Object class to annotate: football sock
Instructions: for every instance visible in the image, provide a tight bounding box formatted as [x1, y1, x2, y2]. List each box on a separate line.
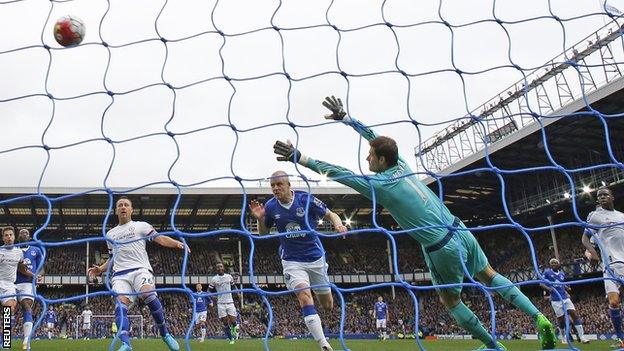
[490, 274, 539, 318]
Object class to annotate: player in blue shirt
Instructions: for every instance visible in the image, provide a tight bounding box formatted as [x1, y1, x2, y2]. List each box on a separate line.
[373, 296, 389, 340]
[45, 306, 57, 339]
[15, 229, 43, 350]
[272, 96, 558, 350]
[250, 171, 347, 351]
[540, 258, 589, 344]
[194, 283, 211, 342]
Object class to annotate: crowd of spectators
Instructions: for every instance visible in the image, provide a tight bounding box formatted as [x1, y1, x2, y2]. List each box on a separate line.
[9, 283, 615, 339]
[13, 223, 607, 340]
[38, 229, 586, 277]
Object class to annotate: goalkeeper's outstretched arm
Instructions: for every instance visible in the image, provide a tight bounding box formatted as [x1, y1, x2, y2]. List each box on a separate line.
[323, 95, 378, 141]
[273, 140, 373, 198]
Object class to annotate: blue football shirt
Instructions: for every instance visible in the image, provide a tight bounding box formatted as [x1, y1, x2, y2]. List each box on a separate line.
[264, 190, 327, 262]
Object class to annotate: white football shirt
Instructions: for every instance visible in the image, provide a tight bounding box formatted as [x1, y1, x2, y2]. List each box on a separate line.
[106, 221, 155, 273]
[81, 309, 92, 323]
[587, 207, 624, 265]
[0, 246, 23, 284]
[209, 273, 234, 304]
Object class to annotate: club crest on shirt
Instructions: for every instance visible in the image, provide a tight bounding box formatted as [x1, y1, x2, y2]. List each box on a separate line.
[296, 207, 305, 217]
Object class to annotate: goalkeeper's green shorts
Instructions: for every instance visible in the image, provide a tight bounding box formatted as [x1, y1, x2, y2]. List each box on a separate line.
[422, 218, 489, 294]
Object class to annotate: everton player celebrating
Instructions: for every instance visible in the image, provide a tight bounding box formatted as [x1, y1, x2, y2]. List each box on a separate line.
[249, 171, 347, 351]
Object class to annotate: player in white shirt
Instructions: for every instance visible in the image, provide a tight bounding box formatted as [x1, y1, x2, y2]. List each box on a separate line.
[209, 263, 238, 344]
[0, 226, 34, 351]
[582, 186, 624, 348]
[81, 306, 93, 339]
[88, 197, 187, 351]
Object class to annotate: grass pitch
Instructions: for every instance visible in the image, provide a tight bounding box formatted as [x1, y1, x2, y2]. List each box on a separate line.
[9, 338, 615, 351]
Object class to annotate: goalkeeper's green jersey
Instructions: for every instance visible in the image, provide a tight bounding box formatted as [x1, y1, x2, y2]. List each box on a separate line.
[301, 117, 455, 247]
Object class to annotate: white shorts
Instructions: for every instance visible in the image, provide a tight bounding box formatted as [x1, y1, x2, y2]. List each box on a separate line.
[111, 268, 155, 302]
[195, 311, 207, 323]
[282, 257, 331, 294]
[15, 282, 35, 302]
[376, 319, 387, 329]
[217, 303, 237, 319]
[604, 263, 624, 295]
[551, 298, 576, 318]
[82, 322, 91, 330]
[0, 282, 17, 304]
[47, 322, 55, 329]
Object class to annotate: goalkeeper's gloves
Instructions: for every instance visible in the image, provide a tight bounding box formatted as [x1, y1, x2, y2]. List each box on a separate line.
[273, 140, 302, 163]
[322, 95, 347, 120]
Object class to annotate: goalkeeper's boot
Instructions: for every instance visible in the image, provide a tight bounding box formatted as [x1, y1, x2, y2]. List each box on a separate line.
[474, 341, 507, 350]
[117, 342, 133, 351]
[536, 313, 557, 350]
[162, 333, 180, 351]
[321, 345, 334, 351]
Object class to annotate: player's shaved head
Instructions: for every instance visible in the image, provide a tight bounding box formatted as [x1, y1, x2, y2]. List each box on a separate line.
[19, 228, 30, 242]
[115, 196, 134, 224]
[597, 186, 614, 210]
[270, 170, 293, 204]
[270, 170, 290, 184]
[116, 196, 133, 207]
[216, 262, 225, 275]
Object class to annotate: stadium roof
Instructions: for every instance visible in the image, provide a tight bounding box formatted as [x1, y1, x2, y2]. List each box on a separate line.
[424, 76, 624, 225]
[2, 77, 623, 232]
[0, 184, 390, 233]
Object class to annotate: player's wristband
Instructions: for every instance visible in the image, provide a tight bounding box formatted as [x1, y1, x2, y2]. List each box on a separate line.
[298, 154, 310, 166]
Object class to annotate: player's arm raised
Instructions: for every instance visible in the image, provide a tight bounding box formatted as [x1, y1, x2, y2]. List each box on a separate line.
[273, 140, 373, 198]
[323, 209, 347, 233]
[323, 95, 378, 141]
[153, 235, 190, 252]
[249, 200, 270, 235]
[323, 95, 411, 167]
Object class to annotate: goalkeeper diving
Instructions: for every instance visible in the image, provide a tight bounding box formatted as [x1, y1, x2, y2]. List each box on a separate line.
[272, 96, 557, 350]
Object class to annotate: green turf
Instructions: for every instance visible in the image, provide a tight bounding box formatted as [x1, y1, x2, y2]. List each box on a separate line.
[8, 338, 615, 351]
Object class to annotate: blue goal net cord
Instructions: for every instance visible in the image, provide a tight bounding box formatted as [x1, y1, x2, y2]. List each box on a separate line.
[1, 1, 624, 350]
